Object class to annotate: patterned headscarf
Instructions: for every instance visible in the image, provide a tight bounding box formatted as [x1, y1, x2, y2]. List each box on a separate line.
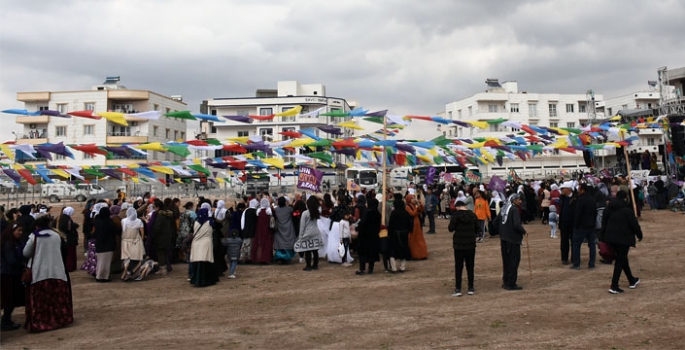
[501, 193, 521, 224]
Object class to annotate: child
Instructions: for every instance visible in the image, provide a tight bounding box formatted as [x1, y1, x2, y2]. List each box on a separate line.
[548, 205, 558, 238]
[340, 211, 352, 267]
[222, 229, 243, 279]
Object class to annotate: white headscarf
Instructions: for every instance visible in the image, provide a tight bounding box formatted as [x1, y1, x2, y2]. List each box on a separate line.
[63, 207, 74, 217]
[201, 202, 212, 217]
[249, 199, 259, 209]
[456, 191, 466, 203]
[91, 202, 108, 218]
[257, 198, 272, 216]
[121, 202, 131, 211]
[121, 207, 141, 232]
[215, 200, 227, 221]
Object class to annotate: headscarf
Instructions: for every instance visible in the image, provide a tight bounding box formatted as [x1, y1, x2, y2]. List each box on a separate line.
[97, 206, 111, 220]
[63, 207, 74, 217]
[91, 202, 108, 218]
[501, 193, 520, 224]
[200, 202, 212, 217]
[215, 200, 227, 221]
[196, 208, 213, 226]
[405, 193, 414, 206]
[456, 191, 467, 203]
[121, 202, 131, 211]
[550, 184, 559, 191]
[257, 198, 272, 216]
[110, 205, 121, 218]
[249, 199, 259, 209]
[490, 191, 502, 204]
[122, 207, 140, 231]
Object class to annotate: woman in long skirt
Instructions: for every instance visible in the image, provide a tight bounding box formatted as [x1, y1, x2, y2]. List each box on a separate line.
[58, 207, 79, 272]
[120, 207, 146, 281]
[250, 199, 274, 264]
[273, 197, 297, 263]
[81, 202, 107, 276]
[23, 216, 73, 332]
[1, 224, 26, 331]
[189, 208, 218, 287]
[406, 194, 428, 260]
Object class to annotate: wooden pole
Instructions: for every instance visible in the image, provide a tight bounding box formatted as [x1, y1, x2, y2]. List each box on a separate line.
[621, 132, 638, 217]
[381, 114, 388, 225]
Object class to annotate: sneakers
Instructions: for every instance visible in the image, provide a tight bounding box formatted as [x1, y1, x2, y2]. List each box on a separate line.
[227, 274, 236, 279]
[569, 265, 581, 270]
[355, 270, 366, 275]
[629, 278, 641, 289]
[452, 289, 462, 297]
[609, 287, 625, 294]
[467, 288, 475, 295]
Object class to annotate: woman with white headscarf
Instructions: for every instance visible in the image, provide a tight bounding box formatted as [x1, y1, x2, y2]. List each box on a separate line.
[120, 207, 145, 281]
[58, 207, 79, 272]
[250, 198, 274, 264]
[80, 202, 108, 276]
[487, 191, 503, 237]
[240, 199, 259, 263]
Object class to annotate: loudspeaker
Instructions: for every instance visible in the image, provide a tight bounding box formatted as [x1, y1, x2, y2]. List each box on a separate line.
[583, 150, 593, 167]
[670, 114, 685, 157]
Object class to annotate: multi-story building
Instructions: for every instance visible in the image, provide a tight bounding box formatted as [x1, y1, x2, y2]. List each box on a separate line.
[14, 77, 188, 166]
[443, 79, 605, 178]
[202, 81, 356, 159]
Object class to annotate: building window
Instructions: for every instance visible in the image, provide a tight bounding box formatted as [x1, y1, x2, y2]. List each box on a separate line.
[622, 104, 628, 110]
[281, 107, 296, 122]
[180, 132, 185, 140]
[488, 104, 498, 113]
[448, 111, 453, 119]
[608, 108, 613, 116]
[57, 104, 68, 113]
[458, 109, 462, 119]
[579, 104, 586, 113]
[550, 122, 559, 128]
[111, 125, 130, 136]
[84, 102, 95, 111]
[153, 104, 159, 111]
[259, 108, 273, 116]
[174, 130, 178, 140]
[489, 124, 499, 132]
[153, 126, 158, 137]
[38, 105, 49, 111]
[237, 110, 249, 116]
[210, 109, 217, 116]
[55, 154, 65, 160]
[566, 122, 576, 128]
[549, 103, 557, 117]
[281, 128, 295, 140]
[84, 153, 94, 159]
[647, 138, 655, 146]
[510, 103, 519, 113]
[165, 129, 170, 139]
[237, 130, 249, 137]
[55, 126, 67, 137]
[84, 125, 94, 135]
[468, 106, 472, 116]
[259, 128, 273, 141]
[528, 103, 537, 117]
[566, 104, 574, 113]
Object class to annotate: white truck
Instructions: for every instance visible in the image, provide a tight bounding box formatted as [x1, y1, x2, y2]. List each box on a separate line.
[41, 183, 87, 203]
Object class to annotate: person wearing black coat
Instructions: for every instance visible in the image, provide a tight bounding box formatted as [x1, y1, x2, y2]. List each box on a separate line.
[16, 205, 35, 245]
[497, 193, 526, 290]
[602, 191, 643, 294]
[356, 198, 381, 275]
[448, 201, 479, 296]
[94, 207, 117, 282]
[387, 198, 412, 273]
[571, 183, 597, 270]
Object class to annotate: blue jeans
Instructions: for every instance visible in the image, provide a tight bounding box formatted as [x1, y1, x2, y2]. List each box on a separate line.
[572, 228, 596, 268]
[427, 210, 436, 233]
[229, 260, 238, 276]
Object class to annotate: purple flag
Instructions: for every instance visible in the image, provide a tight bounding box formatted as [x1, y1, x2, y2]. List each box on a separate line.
[297, 166, 324, 192]
[425, 166, 437, 185]
[487, 175, 506, 193]
[3, 169, 22, 186]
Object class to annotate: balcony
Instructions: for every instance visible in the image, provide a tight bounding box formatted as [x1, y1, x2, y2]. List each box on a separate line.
[107, 90, 149, 100]
[473, 109, 509, 120]
[16, 115, 50, 124]
[16, 138, 48, 145]
[106, 158, 148, 166]
[106, 132, 148, 144]
[17, 92, 50, 102]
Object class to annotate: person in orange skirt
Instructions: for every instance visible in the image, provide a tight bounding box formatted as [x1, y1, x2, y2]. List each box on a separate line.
[405, 194, 428, 260]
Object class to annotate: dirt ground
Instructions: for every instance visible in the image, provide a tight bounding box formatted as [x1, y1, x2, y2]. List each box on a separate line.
[1, 202, 684, 350]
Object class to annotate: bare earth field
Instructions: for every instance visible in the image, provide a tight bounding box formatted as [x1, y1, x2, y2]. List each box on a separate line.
[2, 204, 684, 350]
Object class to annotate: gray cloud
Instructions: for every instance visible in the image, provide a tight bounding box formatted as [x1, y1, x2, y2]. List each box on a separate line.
[1, 0, 683, 143]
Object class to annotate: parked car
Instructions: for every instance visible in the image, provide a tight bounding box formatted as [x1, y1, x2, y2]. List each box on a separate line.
[41, 183, 87, 203]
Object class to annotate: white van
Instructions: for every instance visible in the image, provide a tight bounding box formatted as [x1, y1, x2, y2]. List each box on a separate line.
[75, 183, 107, 197]
[41, 183, 87, 203]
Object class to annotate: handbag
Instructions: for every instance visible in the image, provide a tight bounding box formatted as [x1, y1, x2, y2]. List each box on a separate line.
[337, 241, 346, 258]
[22, 234, 38, 284]
[269, 215, 277, 229]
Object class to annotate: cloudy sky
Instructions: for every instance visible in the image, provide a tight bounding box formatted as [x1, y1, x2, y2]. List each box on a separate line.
[1, 0, 683, 142]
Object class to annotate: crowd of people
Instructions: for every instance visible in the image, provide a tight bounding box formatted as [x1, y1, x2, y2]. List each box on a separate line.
[0, 173, 682, 333]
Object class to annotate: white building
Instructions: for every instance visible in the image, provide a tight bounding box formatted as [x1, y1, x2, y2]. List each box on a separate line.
[14, 77, 188, 166]
[443, 79, 605, 178]
[202, 81, 356, 159]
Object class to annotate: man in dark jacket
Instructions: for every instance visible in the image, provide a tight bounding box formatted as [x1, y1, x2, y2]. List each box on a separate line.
[558, 182, 575, 265]
[571, 183, 597, 270]
[498, 193, 526, 290]
[16, 205, 35, 245]
[602, 191, 642, 294]
[448, 201, 479, 296]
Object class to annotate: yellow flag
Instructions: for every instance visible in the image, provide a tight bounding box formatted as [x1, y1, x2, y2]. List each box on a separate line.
[467, 142, 485, 149]
[262, 157, 285, 169]
[226, 137, 250, 144]
[98, 112, 128, 126]
[0, 144, 14, 162]
[275, 105, 302, 117]
[337, 121, 364, 130]
[288, 138, 315, 148]
[148, 166, 174, 175]
[467, 121, 489, 129]
[131, 177, 139, 184]
[215, 178, 225, 183]
[49, 168, 70, 178]
[136, 142, 167, 151]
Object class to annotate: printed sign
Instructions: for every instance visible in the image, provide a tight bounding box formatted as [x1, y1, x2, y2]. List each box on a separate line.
[464, 170, 482, 184]
[297, 166, 324, 192]
[347, 179, 360, 191]
[425, 166, 437, 184]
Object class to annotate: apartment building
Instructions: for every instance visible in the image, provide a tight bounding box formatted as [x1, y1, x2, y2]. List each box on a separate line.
[443, 79, 605, 178]
[14, 77, 188, 166]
